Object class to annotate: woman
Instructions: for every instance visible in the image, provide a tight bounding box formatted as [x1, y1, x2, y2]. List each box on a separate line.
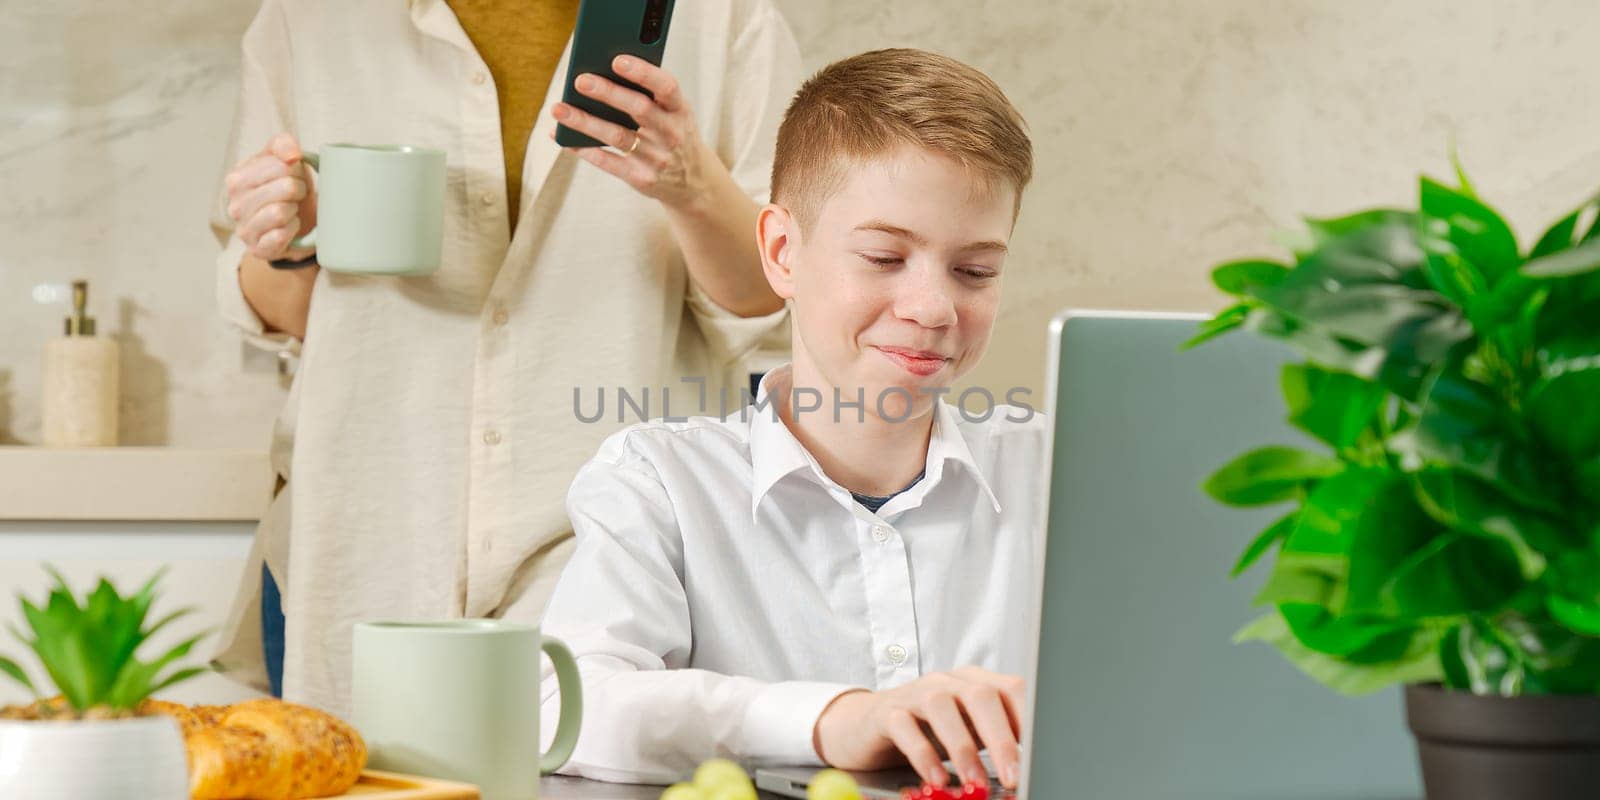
[208, 0, 802, 716]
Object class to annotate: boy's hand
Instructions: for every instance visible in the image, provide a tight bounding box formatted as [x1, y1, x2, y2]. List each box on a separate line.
[812, 667, 1025, 791]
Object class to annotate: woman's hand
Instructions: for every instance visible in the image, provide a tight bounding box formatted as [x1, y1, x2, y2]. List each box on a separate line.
[550, 55, 721, 213]
[226, 132, 318, 262]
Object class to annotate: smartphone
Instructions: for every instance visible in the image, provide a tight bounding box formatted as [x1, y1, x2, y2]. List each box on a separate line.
[554, 0, 677, 148]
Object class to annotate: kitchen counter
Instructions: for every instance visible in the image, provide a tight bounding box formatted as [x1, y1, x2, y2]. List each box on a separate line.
[0, 446, 271, 521]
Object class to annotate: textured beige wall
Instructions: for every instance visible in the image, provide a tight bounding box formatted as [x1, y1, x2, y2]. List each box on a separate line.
[3, 1, 1599, 445]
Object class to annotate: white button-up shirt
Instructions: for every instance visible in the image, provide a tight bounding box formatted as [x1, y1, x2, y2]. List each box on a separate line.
[540, 366, 1049, 784]
[207, 0, 802, 716]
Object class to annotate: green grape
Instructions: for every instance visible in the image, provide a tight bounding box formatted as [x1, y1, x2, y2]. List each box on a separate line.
[660, 782, 708, 800]
[694, 759, 753, 790]
[706, 783, 759, 800]
[806, 769, 862, 800]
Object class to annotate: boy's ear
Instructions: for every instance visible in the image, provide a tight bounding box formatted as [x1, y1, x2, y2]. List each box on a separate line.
[757, 203, 798, 301]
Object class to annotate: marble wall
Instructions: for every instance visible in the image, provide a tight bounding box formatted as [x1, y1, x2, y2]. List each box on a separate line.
[3, 0, 1599, 446]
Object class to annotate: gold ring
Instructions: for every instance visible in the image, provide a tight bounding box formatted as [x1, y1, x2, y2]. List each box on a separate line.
[625, 133, 641, 155]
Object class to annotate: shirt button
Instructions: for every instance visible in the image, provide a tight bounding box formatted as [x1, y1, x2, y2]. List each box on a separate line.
[482, 429, 502, 446]
[480, 192, 495, 207]
[886, 644, 909, 666]
[471, 71, 487, 86]
[871, 525, 891, 543]
[491, 308, 509, 327]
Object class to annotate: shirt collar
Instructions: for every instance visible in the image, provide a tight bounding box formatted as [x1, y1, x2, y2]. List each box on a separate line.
[748, 366, 821, 522]
[748, 365, 1004, 521]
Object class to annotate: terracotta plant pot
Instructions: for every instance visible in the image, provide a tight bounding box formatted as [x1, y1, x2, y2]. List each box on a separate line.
[0, 715, 188, 799]
[1405, 684, 1600, 800]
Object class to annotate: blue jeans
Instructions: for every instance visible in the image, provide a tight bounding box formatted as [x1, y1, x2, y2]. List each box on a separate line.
[260, 563, 286, 698]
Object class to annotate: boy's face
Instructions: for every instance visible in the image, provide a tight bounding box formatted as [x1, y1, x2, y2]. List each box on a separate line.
[762, 146, 1017, 422]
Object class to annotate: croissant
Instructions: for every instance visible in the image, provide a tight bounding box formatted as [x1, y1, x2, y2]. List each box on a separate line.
[219, 699, 366, 799]
[142, 697, 366, 800]
[184, 723, 293, 800]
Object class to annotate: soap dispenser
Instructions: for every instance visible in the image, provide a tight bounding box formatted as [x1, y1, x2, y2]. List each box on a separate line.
[41, 280, 120, 447]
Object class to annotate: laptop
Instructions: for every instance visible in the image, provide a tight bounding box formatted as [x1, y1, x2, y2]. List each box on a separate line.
[757, 310, 1421, 799]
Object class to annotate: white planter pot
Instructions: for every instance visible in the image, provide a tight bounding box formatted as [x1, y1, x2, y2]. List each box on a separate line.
[0, 715, 188, 799]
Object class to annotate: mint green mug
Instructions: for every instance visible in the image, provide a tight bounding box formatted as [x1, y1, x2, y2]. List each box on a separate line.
[351, 621, 583, 800]
[290, 143, 445, 275]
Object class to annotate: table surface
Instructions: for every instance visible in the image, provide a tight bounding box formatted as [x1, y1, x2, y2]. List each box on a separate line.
[539, 775, 784, 799]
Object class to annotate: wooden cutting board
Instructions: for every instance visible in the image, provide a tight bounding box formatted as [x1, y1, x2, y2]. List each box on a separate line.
[335, 769, 480, 799]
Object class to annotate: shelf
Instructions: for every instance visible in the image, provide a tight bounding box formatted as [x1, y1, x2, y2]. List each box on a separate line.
[0, 447, 271, 521]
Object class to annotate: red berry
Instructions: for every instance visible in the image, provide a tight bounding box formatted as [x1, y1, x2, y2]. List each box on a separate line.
[919, 786, 954, 800]
[901, 790, 922, 800]
[960, 782, 989, 800]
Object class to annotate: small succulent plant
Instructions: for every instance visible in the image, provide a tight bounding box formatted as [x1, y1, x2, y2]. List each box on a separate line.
[0, 567, 208, 719]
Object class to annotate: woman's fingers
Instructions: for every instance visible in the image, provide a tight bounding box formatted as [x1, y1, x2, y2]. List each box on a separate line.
[610, 55, 686, 112]
[572, 72, 667, 131]
[234, 174, 308, 230]
[552, 102, 661, 160]
[884, 708, 948, 788]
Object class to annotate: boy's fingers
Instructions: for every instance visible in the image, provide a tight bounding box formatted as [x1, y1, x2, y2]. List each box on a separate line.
[958, 687, 1022, 788]
[956, 668, 1027, 736]
[885, 709, 947, 788]
[924, 694, 985, 787]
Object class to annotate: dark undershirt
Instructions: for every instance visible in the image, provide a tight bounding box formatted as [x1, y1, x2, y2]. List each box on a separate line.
[851, 469, 927, 513]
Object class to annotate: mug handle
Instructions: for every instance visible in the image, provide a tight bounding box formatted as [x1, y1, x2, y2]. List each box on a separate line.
[540, 635, 583, 775]
[286, 151, 320, 251]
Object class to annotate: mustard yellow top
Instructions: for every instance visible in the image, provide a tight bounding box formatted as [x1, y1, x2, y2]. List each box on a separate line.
[448, 0, 580, 233]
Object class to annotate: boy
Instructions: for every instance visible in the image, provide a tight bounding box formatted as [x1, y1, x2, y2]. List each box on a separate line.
[541, 48, 1042, 790]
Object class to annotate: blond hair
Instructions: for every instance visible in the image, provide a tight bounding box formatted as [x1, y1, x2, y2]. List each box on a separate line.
[771, 48, 1033, 230]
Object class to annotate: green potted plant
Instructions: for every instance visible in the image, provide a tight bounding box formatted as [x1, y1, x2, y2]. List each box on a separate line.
[1195, 160, 1600, 800]
[0, 568, 207, 799]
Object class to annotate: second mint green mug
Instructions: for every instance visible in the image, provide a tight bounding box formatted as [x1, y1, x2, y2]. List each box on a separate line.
[291, 143, 445, 275]
[351, 620, 583, 800]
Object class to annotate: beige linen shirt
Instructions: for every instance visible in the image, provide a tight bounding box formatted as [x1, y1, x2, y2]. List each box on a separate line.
[208, 0, 802, 717]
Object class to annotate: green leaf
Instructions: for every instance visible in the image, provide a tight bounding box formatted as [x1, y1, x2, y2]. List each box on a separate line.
[1522, 238, 1600, 279]
[1449, 146, 1478, 199]
[1253, 551, 1346, 608]
[1283, 468, 1388, 556]
[149, 667, 208, 696]
[1204, 446, 1345, 507]
[0, 654, 36, 697]
[1404, 372, 1557, 509]
[1236, 610, 1443, 695]
[1443, 614, 1600, 695]
[1384, 533, 1525, 619]
[1338, 477, 1522, 621]
[1285, 209, 1416, 260]
[1420, 176, 1521, 285]
[1281, 604, 1408, 657]
[1527, 333, 1600, 460]
[1231, 511, 1299, 577]
[1410, 468, 1569, 566]
[1547, 551, 1600, 637]
[1280, 363, 1386, 450]
[1212, 260, 1290, 296]
[1529, 193, 1598, 258]
[1182, 303, 1250, 349]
